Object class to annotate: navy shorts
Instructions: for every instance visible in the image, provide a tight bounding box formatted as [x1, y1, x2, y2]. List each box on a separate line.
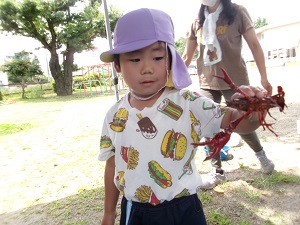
[120, 194, 207, 225]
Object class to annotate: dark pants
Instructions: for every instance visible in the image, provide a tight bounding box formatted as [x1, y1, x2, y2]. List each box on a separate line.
[120, 194, 207, 225]
[200, 88, 263, 169]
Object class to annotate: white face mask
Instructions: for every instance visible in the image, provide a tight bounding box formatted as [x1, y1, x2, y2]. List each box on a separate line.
[202, 0, 218, 7]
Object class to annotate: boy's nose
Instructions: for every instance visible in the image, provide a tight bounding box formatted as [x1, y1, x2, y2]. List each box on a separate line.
[141, 61, 154, 75]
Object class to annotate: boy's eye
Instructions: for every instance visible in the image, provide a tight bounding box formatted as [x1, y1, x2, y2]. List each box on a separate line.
[154, 56, 164, 61]
[129, 58, 140, 62]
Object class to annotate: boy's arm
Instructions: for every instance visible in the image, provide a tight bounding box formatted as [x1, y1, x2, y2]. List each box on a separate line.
[221, 107, 261, 134]
[221, 85, 267, 134]
[101, 156, 120, 225]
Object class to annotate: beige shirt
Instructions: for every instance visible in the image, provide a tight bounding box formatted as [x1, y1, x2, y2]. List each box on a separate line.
[188, 4, 253, 90]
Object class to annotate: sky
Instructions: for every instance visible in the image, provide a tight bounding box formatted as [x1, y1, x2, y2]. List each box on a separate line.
[105, 0, 300, 39]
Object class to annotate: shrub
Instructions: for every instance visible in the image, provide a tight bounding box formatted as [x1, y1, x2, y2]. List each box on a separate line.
[42, 83, 54, 91]
[27, 86, 44, 98]
[51, 80, 57, 93]
[1, 86, 23, 99]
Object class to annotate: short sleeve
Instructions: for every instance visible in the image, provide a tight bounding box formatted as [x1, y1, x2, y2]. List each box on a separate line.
[98, 113, 115, 161]
[182, 90, 224, 139]
[238, 5, 253, 34]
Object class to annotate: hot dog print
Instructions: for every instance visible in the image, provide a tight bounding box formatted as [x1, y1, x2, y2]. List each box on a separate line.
[148, 160, 172, 189]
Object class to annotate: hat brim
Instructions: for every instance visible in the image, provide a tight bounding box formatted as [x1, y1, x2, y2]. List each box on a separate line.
[100, 40, 157, 62]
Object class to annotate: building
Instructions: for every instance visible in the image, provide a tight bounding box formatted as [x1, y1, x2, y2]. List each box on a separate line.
[244, 20, 300, 67]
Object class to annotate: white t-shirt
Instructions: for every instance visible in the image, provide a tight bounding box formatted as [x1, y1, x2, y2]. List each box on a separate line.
[99, 88, 223, 205]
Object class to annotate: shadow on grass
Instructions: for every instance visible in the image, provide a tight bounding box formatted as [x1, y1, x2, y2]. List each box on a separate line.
[201, 167, 300, 225]
[1, 169, 299, 225]
[0, 187, 108, 225]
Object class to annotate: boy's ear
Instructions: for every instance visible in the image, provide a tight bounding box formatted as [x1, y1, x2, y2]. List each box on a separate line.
[114, 63, 121, 73]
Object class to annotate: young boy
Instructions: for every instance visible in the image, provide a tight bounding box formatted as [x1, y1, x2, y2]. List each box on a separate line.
[98, 8, 268, 225]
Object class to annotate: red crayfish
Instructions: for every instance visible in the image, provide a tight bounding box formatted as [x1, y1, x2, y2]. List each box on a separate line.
[193, 67, 287, 161]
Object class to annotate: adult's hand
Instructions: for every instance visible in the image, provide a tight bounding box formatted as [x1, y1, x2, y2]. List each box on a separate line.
[261, 79, 273, 96]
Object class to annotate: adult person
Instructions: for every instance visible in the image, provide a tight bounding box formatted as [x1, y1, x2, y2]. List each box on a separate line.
[98, 8, 269, 225]
[182, 0, 275, 190]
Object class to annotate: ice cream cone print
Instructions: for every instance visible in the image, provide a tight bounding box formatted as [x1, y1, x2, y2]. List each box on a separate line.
[136, 114, 158, 139]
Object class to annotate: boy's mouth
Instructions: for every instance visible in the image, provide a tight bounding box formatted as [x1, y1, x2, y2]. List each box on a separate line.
[141, 80, 155, 86]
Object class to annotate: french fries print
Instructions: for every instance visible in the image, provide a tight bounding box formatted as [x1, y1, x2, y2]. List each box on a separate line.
[134, 185, 160, 206]
[121, 146, 139, 170]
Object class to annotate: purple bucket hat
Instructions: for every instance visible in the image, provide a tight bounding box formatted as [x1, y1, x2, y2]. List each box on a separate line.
[100, 8, 192, 89]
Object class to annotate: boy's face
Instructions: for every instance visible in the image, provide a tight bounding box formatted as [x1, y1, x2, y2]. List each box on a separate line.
[116, 42, 168, 99]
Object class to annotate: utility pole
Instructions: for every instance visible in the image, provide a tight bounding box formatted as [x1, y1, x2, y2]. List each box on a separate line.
[103, 0, 119, 101]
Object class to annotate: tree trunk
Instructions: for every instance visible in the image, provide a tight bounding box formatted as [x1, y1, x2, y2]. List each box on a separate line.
[49, 50, 73, 96]
[21, 79, 26, 99]
[63, 49, 75, 95]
